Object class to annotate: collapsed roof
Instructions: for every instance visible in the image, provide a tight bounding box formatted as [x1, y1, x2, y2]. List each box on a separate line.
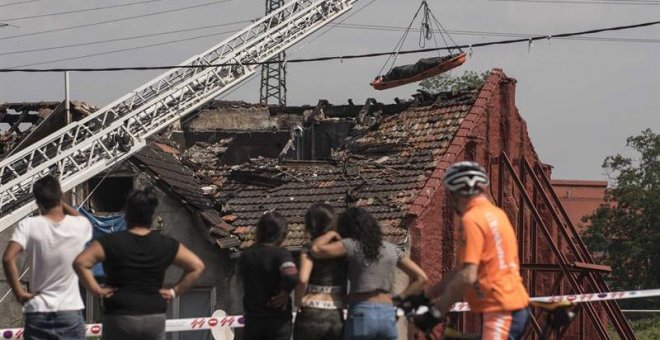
[131, 70, 501, 253]
[0, 70, 501, 253]
[0, 101, 97, 158]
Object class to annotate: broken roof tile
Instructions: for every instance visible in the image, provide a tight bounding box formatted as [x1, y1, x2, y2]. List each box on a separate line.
[132, 85, 482, 251]
[209, 89, 479, 248]
[132, 144, 212, 211]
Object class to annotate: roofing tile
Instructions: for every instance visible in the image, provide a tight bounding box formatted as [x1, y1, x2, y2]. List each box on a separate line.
[209, 90, 479, 248]
[132, 143, 213, 211]
[134, 88, 480, 251]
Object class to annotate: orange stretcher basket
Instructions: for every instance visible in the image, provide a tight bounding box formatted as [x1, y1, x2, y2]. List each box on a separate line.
[370, 53, 467, 91]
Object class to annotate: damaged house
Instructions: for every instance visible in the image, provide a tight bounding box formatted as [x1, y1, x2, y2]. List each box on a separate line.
[120, 68, 623, 338]
[0, 69, 629, 339]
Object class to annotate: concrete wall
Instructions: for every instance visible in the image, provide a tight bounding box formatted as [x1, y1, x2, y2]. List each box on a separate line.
[185, 105, 279, 132]
[151, 184, 243, 317]
[184, 104, 305, 132]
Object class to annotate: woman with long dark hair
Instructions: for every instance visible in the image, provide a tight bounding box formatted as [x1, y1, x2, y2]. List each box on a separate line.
[311, 207, 428, 340]
[74, 187, 205, 340]
[293, 203, 346, 340]
[239, 211, 299, 340]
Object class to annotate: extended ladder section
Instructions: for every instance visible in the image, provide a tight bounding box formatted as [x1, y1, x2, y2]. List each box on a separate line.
[0, 0, 357, 231]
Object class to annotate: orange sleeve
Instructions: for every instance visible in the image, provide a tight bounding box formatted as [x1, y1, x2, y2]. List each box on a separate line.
[461, 216, 484, 265]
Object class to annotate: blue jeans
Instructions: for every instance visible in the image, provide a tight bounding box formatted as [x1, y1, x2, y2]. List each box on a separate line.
[24, 310, 85, 340]
[508, 308, 530, 340]
[344, 302, 397, 340]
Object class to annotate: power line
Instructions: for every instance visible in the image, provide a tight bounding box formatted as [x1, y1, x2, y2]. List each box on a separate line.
[0, 0, 232, 42]
[292, 0, 378, 54]
[0, 0, 177, 22]
[2, 6, 653, 60]
[0, 21, 19, 28]
[1, 19, 658, 72]
[1, 0, 376, 65]
[451, 29, 660, 43]
[7, 28, 241, 68]
[0, 0, 41, 8]
[490, 0, 660, 5]
[220, 72, 259, 99]
[0, 20, 253, 57]
[335, 23, 660, 43]
[0, 0, 375, 59]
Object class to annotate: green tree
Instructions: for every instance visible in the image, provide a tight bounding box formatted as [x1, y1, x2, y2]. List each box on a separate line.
[419, 70, 488, 94]
[583, 129, 660, 291]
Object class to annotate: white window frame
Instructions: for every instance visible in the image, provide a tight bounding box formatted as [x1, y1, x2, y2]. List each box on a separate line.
[168, 287, 216, 340]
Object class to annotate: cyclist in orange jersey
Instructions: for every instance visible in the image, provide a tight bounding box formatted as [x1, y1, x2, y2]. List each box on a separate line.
[427, 161, 530, 340]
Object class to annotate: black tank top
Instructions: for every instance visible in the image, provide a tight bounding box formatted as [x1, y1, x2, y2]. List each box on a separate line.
[305, 243, 347, 290]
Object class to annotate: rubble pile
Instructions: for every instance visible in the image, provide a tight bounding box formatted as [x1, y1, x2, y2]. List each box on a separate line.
[70, 101, 98, 118]
[181, 139, 234, 191]
[182, 139, 232, 169]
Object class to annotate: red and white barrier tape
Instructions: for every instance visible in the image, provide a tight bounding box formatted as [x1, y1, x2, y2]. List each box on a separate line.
[0, 315, 244, 340]
[449, 288, 660, 312]
[2, 289, 659, 339]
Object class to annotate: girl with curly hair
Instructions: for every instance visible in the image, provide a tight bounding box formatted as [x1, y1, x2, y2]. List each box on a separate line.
[310, 207, 428, 340]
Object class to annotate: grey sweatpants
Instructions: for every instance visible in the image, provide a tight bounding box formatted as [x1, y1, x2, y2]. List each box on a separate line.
[102, 313, 166, 340]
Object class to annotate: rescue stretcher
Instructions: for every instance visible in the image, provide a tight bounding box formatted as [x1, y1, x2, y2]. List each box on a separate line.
[371, 53, 467, 90]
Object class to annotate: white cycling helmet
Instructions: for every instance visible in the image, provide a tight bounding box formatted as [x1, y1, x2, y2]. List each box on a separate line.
[442, 161, 490, 196]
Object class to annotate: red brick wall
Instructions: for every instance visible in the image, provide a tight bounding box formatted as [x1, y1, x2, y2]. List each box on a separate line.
[407, 69, 603, 338]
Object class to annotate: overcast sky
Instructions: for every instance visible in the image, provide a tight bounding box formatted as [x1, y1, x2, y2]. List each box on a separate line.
[0, 0, 658, 180]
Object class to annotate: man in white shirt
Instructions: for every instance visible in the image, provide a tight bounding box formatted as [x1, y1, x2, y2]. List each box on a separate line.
[3, 175, 92, 340]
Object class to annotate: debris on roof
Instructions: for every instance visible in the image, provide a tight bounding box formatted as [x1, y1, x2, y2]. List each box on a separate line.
[128, 78, 484, 252]
[132, 142, 213, 211]
[0, 101, 97, 158]
[181, 139, 233, 187]
[119, 68, 506, 252]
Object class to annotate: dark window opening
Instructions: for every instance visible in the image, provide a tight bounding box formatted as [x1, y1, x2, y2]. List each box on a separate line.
[221, 132, 290, 165]
[281, 121, 355, 162]
[500, 117, 511, 155]
[466, 139, 477, 161]
[88, 177, 133, 213]
[309, 121, 354, 160]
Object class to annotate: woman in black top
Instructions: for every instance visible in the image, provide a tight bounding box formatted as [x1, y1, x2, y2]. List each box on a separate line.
[74, 188, 205, 340]
[293, 203, 346, 340]
[239, 211, 299, 340]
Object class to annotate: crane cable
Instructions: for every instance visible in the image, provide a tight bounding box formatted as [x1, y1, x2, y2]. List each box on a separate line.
[377, 2, 425, 76]
[378, 1, 462, 77]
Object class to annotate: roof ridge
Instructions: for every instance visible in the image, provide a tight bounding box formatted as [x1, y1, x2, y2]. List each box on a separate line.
[406, 68, 504, 217]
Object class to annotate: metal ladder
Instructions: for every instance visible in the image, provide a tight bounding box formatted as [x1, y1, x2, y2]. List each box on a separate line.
[0, 0, 357, 231]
